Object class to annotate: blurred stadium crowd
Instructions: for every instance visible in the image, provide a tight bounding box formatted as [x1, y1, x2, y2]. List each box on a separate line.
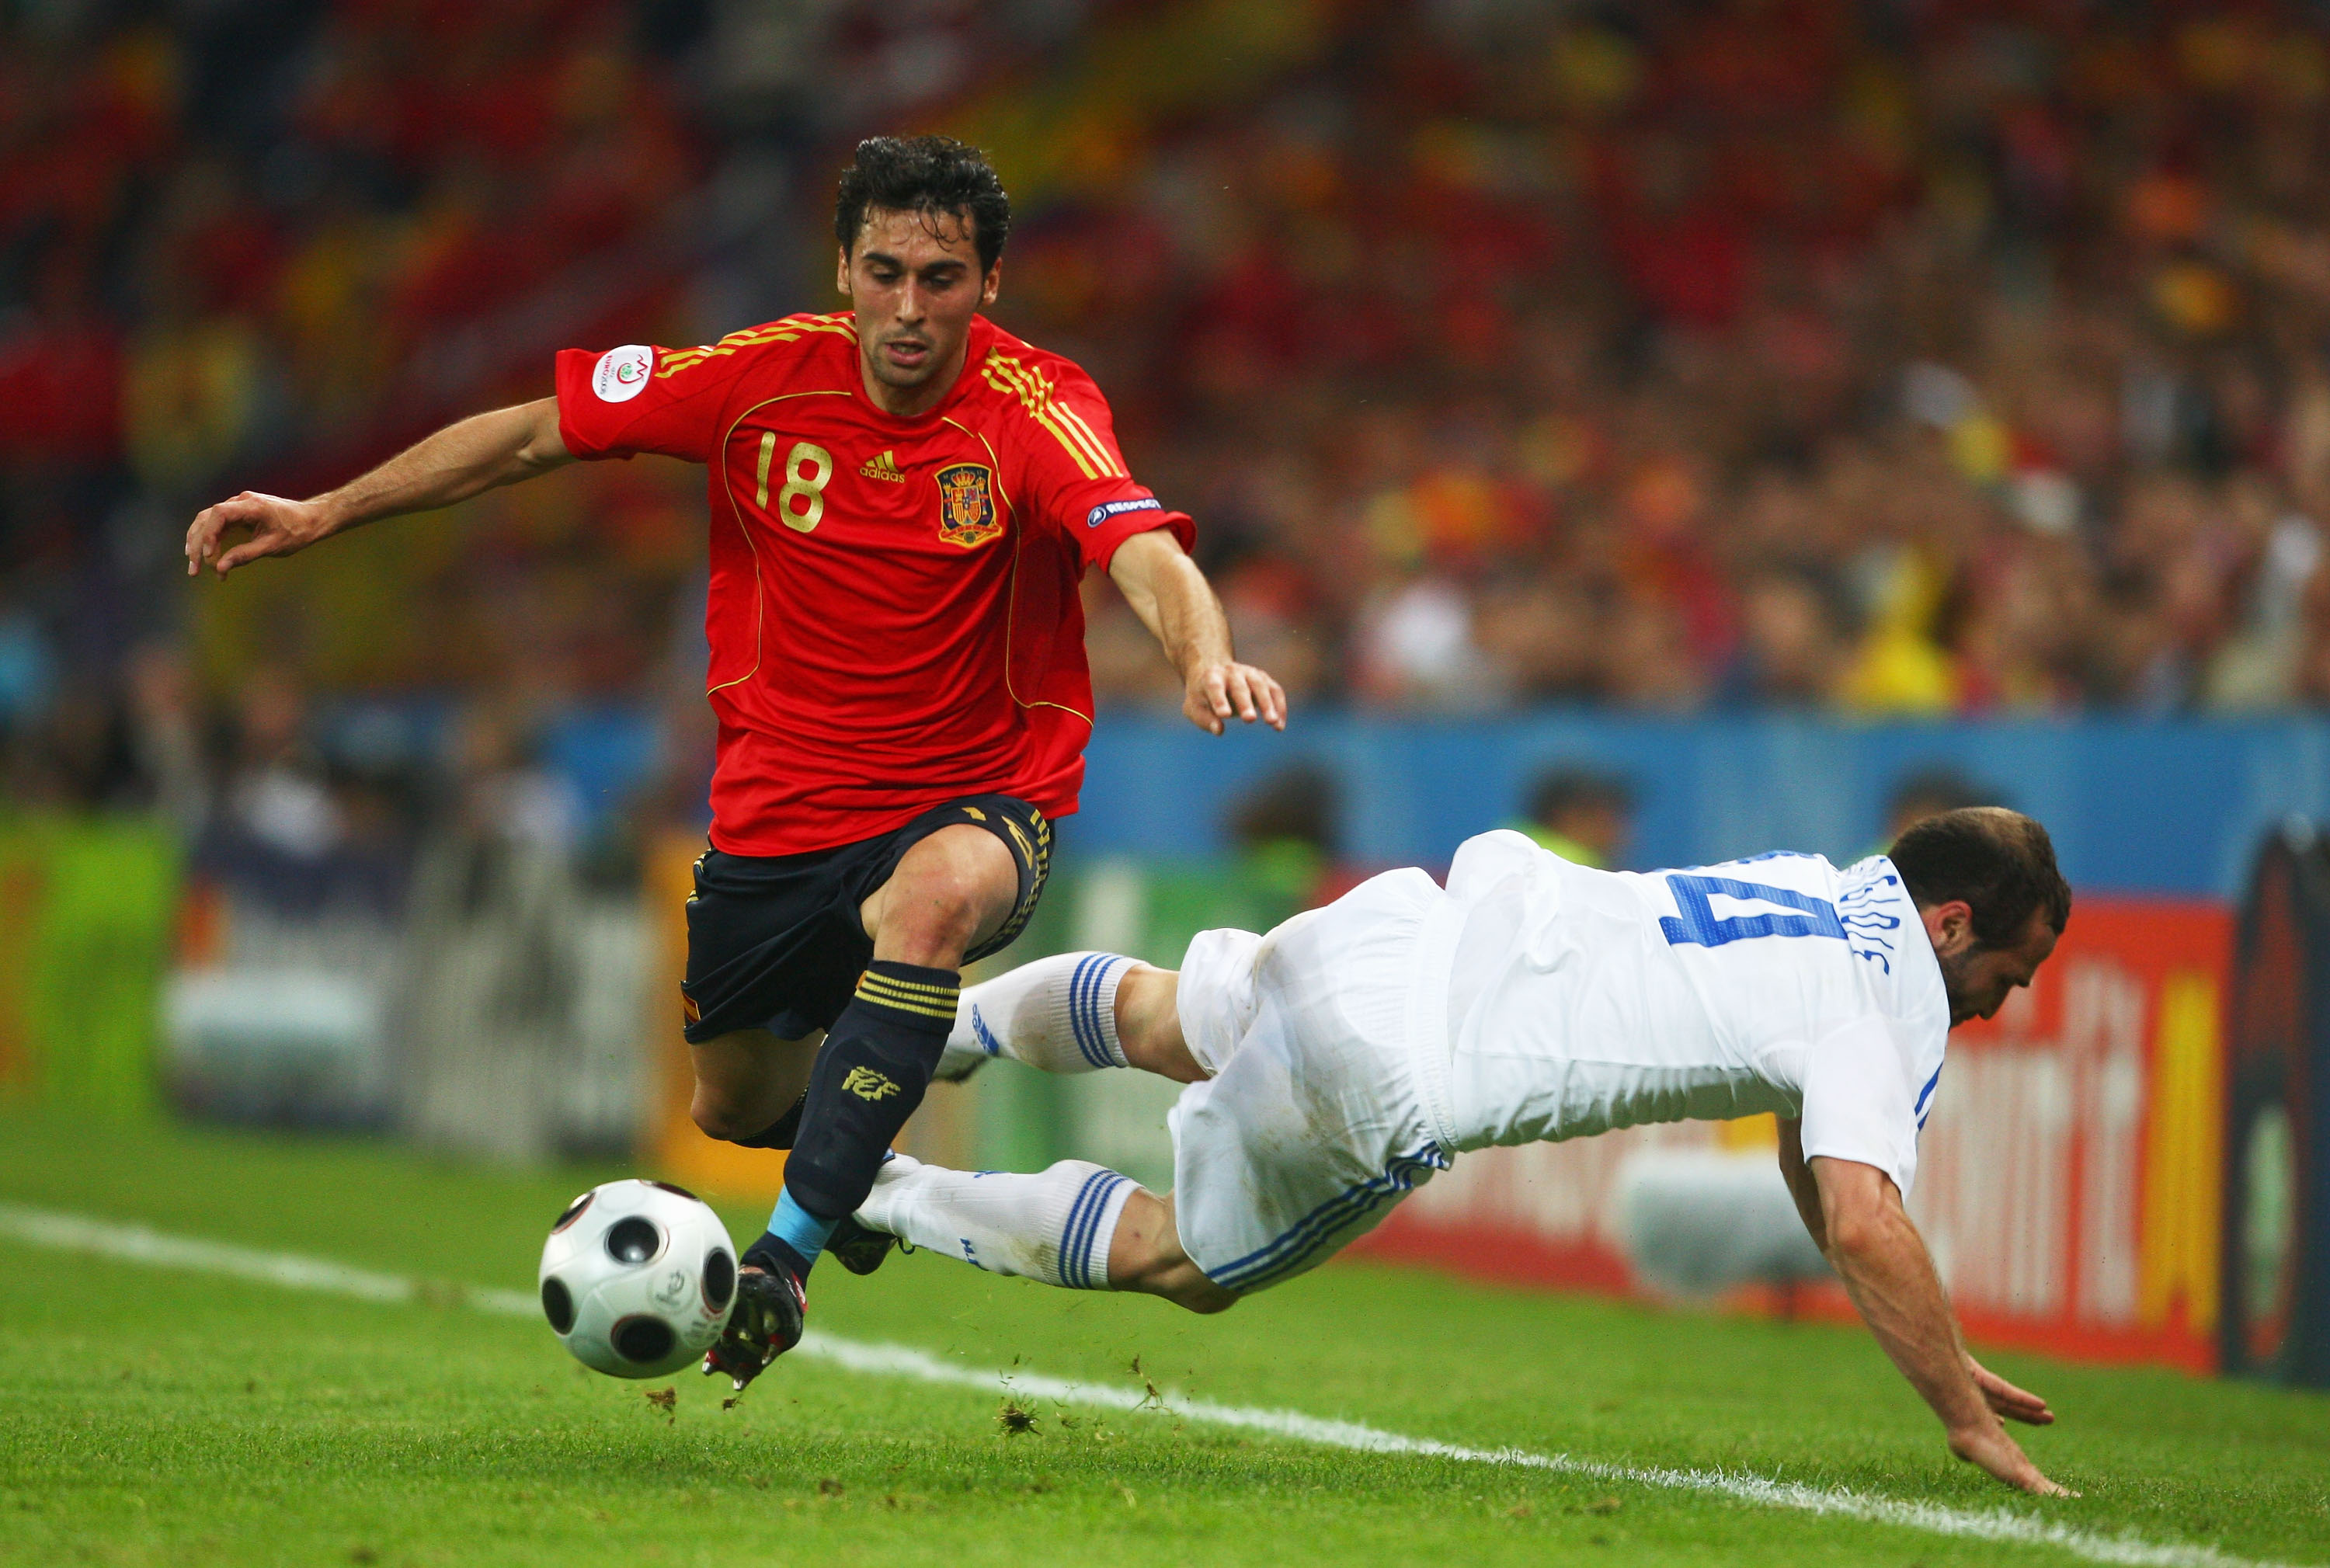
[9, 0, 2330, 855]
[1046, 1, 2330, 718]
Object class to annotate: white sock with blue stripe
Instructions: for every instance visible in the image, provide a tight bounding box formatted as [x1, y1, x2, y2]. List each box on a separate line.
[947, 952, 1135, 1073]
[855, 1153, 1134, 1290]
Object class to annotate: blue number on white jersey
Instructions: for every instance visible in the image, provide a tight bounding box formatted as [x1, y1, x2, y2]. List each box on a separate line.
[1659, 874, 1848, 948]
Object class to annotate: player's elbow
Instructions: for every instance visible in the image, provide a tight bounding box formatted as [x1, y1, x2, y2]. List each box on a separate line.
[1105, 528, 1187, 600]
[513, 398, 572, 474]
[1824, 1212, 1880, 1260]
[1822, 1198, 1902, 1262]
[1810, 1157, 1901, 1261]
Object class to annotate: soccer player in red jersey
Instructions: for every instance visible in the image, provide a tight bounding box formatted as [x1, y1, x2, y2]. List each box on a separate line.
[184, 137, 1286, 1385]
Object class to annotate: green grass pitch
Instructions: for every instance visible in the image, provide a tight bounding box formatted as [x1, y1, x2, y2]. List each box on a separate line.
[1, 1111, 2324, 1567]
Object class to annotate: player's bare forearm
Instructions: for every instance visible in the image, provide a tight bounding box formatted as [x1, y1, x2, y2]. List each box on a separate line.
[1811, 1156, 2070, 1496]
[1817, 1170, 1982, 1431]
[1105, 529, 1286, 735]
[186, 397, 572, 578]
[320, 398, 572, 530]
[1786, 1132, 2053, 1437]
[1110, 534, 1229, 681]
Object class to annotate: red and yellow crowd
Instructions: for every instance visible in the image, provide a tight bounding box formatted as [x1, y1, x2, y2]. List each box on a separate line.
[9, 0, 2330, 836]
[0, 0, 713, 821]
[1021, 2, 2330, 717]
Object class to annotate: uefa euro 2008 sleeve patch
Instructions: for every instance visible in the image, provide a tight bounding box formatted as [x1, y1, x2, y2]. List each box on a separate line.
[592, 345, 654, 402]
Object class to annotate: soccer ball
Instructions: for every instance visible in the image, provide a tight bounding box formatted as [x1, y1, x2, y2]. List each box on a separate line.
[537, 1178, 737, 1379]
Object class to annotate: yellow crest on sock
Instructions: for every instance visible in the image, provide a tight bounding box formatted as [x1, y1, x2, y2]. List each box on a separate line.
[841, 1066, 902, 1101]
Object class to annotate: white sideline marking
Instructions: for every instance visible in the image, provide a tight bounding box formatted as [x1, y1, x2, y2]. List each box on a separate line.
[0, 1201, 2302, 1568]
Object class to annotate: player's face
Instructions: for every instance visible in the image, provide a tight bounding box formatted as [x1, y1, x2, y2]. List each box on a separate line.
[1931, 906, 2060, 1027]
[839, 207, 1001, 413]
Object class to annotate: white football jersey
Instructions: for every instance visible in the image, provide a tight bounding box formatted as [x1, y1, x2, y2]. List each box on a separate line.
[1421, 830, 1950, 1198]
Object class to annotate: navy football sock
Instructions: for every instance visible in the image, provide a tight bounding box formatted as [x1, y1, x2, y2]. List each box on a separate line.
[779, 961, 958, 1223]
[744, 1189, 829, 1284]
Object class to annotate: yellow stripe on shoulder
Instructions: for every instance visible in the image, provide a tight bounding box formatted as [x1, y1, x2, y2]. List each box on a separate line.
[1049, 402, 1124, 478]
[986, 353, 1120, 477]
[980, 350, 1126, 480]
[656, 315, 858, 378]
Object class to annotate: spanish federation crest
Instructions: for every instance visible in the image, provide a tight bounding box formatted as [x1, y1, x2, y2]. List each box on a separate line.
[934, 463, 1003, 548]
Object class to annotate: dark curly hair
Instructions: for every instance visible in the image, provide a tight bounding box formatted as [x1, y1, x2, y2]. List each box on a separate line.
[1889, 806, 2072, 947]
[834, 135, 1010, 273]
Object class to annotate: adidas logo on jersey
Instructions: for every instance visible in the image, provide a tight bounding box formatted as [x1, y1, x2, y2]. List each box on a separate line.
[859, 450, 906, 482]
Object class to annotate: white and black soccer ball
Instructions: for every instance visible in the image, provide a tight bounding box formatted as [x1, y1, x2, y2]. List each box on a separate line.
[537, 1178, 737, 1379]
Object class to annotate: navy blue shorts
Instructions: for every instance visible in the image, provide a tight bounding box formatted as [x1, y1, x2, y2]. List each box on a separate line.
[679, 794, 1051, 1044]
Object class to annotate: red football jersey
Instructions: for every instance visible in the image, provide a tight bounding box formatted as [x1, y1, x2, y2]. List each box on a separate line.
[555, 312, 1191, 857]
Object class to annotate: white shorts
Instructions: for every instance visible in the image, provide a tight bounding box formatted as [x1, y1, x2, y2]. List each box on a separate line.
[1168, 867, 1452, 1293]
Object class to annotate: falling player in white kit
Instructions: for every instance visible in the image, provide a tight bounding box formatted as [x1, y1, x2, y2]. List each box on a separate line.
[837, 807, 2073, 1494]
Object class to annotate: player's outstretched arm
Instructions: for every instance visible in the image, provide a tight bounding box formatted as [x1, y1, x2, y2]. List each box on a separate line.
[1107, 529, 1287, 735]
[1809, 1155, 2072, 1497]
[186, 396, 572, 578]
[1785, 1128, 2050, 1425]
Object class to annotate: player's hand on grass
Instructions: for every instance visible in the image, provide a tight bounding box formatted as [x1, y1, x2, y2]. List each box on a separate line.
[1949, 1417, 2075, 1497]
[1185, 660, 1287, 735]
[1967, 1354, 2054, 1425]
[186, 492, 332, 578]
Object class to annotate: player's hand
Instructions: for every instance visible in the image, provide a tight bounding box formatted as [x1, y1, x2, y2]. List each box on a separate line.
[1949, 1418, 2075, 1496]
[185, 491, 332, 578]
[1967, 1354, 2054, 1425]
[1184, 661, 1287, 735]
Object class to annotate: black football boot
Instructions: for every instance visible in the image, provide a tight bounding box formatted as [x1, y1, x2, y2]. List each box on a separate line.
[823, 1215, 900, 1277]
[701, 1264, 804, 1392]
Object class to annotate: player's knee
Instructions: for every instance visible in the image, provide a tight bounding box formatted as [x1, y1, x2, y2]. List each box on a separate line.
[1169, 1276, 1239, 1315]
[689, 1096, 740, 1142]
[876, 854, 1014, 960]
[1112, 1246, 1236, 1313]
[1115, 966, 1203, 1083]
[910, 879, 988, 945]
[689, 1087, 757, 1144]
